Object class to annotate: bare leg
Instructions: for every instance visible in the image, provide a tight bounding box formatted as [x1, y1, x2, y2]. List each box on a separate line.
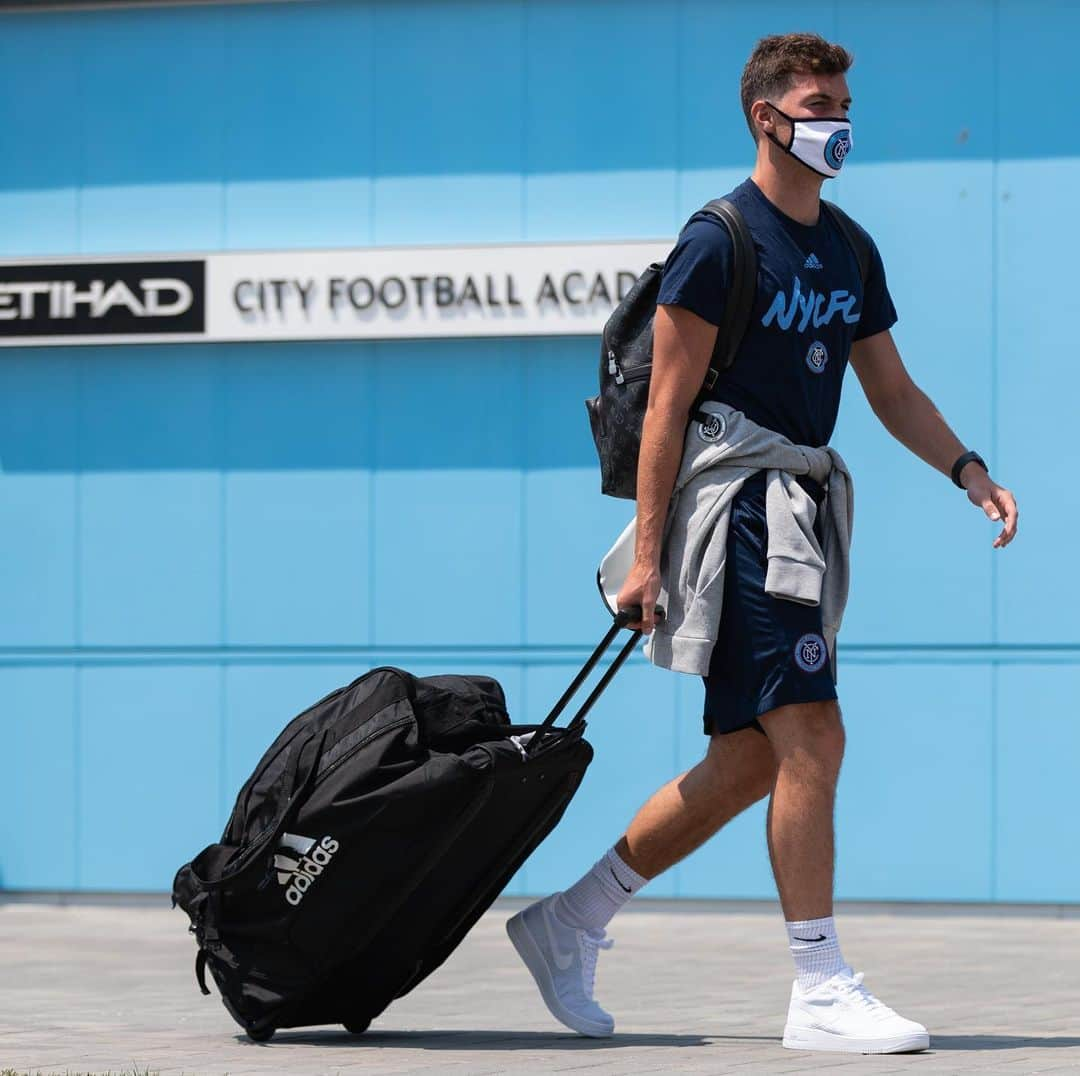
[614, 724, 778, 880]
[760, 700, 845, 921]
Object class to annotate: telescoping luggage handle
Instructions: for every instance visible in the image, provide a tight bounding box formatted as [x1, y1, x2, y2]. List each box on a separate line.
[526, 605, 664, 754]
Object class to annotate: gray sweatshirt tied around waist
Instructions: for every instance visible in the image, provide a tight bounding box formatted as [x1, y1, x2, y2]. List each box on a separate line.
[598, 401, 854, 677]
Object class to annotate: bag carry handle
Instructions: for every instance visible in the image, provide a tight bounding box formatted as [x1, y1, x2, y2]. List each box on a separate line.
[526, 605, 664, 754]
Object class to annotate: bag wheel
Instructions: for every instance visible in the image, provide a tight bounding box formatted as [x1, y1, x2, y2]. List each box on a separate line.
[246, 1025, 275, 1043]
[344, 1017, 371, 1035]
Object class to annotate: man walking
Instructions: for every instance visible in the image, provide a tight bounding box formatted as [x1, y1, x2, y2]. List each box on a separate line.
[507, 33, 1018, 1054]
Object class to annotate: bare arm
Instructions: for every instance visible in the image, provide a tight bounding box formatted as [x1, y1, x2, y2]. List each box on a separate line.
[850, 329, 1018, 548]
[616, 304, 718, 632]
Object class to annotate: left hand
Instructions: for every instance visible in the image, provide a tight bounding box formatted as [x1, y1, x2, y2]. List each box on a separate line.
[963, 464, 1019, 549]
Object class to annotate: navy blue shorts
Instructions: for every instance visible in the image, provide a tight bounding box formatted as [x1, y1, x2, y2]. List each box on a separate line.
[702, 471, 838, 737]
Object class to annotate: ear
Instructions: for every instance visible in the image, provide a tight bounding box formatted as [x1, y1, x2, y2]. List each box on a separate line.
[750, 99, 777, 141]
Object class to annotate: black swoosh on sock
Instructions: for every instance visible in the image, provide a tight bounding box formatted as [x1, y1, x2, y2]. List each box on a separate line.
[793, 934, 828, 942]
[609, 866, 632, 894]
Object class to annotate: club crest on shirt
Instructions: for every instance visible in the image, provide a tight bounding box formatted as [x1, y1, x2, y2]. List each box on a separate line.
[696, 411, 727, 444]
[805, 340, 828, 374]
[794, 633, 828, 673]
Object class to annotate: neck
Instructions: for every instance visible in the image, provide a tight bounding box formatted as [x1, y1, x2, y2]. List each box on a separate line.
[750, 144, 825, 225]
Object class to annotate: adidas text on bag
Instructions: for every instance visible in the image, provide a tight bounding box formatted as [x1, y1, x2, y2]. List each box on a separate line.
[275, 833, 340, 906]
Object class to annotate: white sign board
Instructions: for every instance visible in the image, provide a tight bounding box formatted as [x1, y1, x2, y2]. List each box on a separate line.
[0, 240, 672, 347]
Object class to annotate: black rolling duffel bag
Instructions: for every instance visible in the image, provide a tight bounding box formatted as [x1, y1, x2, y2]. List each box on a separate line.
[172, 608, 648, 1042]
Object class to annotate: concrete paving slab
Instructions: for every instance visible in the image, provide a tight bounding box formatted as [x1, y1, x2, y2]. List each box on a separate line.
[1, 900, 1078, 1074]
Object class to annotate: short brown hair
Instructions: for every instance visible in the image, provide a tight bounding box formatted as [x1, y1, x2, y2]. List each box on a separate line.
[740, 33, 853, 138]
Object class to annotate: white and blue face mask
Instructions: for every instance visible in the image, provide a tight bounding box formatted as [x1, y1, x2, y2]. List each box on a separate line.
[765, 102, 853, 179]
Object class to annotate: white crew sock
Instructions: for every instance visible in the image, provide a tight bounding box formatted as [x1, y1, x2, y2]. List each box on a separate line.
[552, 847, 648, 932]
[786, 916, 846, 990]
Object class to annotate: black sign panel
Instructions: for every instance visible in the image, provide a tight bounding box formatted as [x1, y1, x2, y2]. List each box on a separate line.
[0, 260, 206, 338]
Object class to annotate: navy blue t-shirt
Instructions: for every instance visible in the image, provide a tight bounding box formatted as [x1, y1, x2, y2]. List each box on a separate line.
[657, 178, 896, 447]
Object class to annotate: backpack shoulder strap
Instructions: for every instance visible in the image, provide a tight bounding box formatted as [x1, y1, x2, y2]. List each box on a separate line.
[821, 199, 871, 287]
[697, 198, 757, 390]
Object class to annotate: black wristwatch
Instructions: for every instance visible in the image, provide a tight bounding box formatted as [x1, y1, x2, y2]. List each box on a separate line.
[951, 450, 988, 489]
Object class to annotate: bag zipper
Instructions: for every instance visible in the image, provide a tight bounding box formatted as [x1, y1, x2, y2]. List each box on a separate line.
[606, 348, 624, 385]
[607, 348, 651, 386]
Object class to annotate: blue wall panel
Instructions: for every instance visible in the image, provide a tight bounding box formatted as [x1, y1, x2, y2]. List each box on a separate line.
[79, 664, 222, 890]
[79, 473, 224, 646]
[523, 1, 678, 239]
[0, 668, 77, 889]
[835, 0, 995, 163]
[995, 664, 1080, 902]
[0, 19, 80, 255]
[78, 10, 226, 252]
[994, 159, 1079, 645]
[78, 349, 224, 646]
[2, 0, 1078, 902]
[0, 354, 79, 646]
[223, 3, 375, 248]
[994, 0, 1077, 644]
[374, 0, 525, 244]
[835, 662, 994, 901]
[222, 342, 373, 645]
[372, 340, 523, 645]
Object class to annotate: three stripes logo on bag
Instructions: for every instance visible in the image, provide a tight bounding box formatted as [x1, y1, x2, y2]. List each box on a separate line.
[274, 832, 340, 906]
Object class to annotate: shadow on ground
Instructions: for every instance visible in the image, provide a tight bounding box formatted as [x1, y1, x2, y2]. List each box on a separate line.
[240, 1029, 1080, 1056]
[244, 1029, 719, 1050]
[930, 1035, 1080, 1051]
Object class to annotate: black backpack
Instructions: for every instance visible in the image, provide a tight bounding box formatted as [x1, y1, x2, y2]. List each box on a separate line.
[585, 197, 871, 499]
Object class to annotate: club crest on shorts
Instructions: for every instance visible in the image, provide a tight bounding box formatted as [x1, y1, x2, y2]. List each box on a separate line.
[805, 340, 828, 374]
[697, 411, 727, 444]
[794, 633, 828, 673]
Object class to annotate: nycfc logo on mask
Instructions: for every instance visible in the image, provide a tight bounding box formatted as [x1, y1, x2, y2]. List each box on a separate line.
[794, 633, 828, 674]
[825, 130, 851, 171]
[805, 340, 828, 374]
[697, 411, 727, 444]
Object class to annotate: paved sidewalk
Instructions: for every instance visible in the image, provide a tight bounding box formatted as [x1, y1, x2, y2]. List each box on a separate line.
[1, 899, 1078, 1075]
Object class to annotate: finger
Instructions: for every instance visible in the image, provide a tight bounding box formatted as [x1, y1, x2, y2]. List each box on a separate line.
[993, 491, 1018, 548]
[617, 598, 644, 631]
[981, 497, 1001, 523]
[1001, 492, 1018, 541]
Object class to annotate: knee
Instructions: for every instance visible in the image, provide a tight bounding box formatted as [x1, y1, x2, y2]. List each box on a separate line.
[743, 751, 778, 803]
[704, 734, 776, 804]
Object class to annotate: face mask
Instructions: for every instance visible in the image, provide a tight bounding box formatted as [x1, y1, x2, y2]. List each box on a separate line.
[765, 102, 853, 179]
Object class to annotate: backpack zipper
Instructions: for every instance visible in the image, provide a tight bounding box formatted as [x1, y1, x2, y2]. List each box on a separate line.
[618, 363, 650, 384]
[606, 349, 624, 385]
[608, 350, 652, 386]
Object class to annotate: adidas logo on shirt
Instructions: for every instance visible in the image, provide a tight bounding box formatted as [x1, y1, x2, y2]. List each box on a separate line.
[274, 831, 340, 906]
[804, 253, 824, 270]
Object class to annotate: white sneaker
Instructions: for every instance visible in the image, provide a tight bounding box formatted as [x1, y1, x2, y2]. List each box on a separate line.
[506, 894, 615, 1037]
[782, 967, 930, 1054]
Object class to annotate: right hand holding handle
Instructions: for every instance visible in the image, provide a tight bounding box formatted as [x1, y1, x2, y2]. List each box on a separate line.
[615, 604, 666, 631]
[616, 559, 663, 634]
[615, 560, 663, 634]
